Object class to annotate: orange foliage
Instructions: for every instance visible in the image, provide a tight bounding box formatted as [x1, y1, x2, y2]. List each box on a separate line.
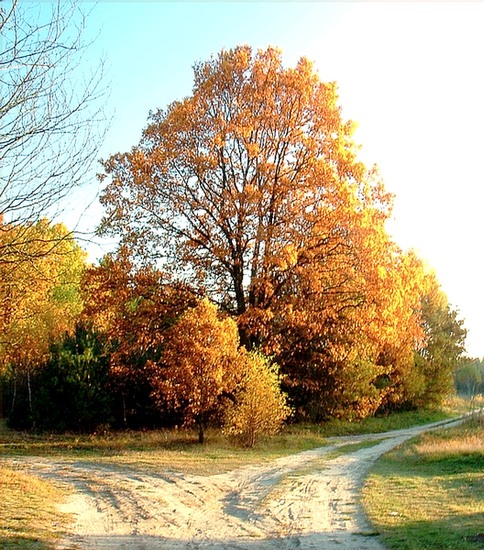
[81, 250, 197, 382]
[97, 45, 466, 421]
[100, 46, 392, 319]
[151, 298, 241, 443]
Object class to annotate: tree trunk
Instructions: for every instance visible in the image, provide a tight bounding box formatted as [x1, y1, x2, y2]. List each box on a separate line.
[232, 263, 246, 315]
[10, 370, 17, 417]
[197, 415, 204, 444]
[27, 368, 35, 429]
[122, 392, 127, 428]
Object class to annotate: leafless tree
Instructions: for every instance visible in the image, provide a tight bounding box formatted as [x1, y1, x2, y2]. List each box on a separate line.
[0, 0, 107, 263]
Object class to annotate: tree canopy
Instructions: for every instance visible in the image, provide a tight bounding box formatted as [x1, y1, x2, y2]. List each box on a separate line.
[0, 219, 87, 426]
[1, 45, 468, 433]
[98, 45, 468, 421]
[99, 46, 391, 316]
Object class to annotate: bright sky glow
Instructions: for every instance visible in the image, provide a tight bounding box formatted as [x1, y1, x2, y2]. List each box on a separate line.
[65, 1, 484, 357]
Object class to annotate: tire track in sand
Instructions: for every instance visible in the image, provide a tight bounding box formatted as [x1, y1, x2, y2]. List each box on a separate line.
[4, 416, 465, 549]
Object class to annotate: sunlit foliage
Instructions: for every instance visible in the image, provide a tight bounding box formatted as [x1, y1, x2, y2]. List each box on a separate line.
[2, 45, 467, 434]
[0, 219, 87, 424]
[97, 45, 467, 422]
[223, 351, 291, 447]
[153, 298, 241, 443]
[99, 45, 392, 318]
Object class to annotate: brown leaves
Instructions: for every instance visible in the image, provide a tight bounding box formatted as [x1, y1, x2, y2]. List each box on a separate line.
[81, 251, 197, 380]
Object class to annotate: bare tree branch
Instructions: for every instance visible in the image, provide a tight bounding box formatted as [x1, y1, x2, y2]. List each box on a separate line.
[0, 0, 108, 262]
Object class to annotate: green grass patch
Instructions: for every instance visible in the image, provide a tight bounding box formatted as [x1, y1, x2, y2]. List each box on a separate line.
[0, 465, 72, 549]
[362, 419, 484, 550]
[295, 407, 455, 438]
[331, 438, 387, 457]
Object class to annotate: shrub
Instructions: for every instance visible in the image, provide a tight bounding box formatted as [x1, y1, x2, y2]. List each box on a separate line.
[223, 351, 291, 447]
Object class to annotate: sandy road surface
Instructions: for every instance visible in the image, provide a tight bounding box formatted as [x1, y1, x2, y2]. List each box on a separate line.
[4, 417, 464, 550]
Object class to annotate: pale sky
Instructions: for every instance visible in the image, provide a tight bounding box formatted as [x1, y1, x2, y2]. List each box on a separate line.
[66, 1, 484, 357]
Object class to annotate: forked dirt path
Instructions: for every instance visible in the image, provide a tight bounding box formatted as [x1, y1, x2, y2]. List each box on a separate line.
[4, 417, 465, 550]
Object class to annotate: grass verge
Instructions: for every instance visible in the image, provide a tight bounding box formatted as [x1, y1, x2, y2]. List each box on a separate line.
[0, 465, 72, 549]
[0, 427, 330, 475]
[0, 405, 458, 475]
[362, 416, 484, 550]
[303, 407, 453, 437]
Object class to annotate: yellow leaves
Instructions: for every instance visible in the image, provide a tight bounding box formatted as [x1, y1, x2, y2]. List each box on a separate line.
[271, 243, 298, 271]
[0, 219, 87, 371]
[223, 350, 291, 447]
[245, 140, 260, 158]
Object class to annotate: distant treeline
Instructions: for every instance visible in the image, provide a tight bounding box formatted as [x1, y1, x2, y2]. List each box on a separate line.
[455, 358, 484, 397]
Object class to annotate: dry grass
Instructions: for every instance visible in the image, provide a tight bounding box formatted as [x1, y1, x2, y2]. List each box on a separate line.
[415, 432, 484, 457]
[411, 411, 484, 461]
[442, 394, 484, 415]
[0, 465, 72, 549]
[0, 426, 330, 476]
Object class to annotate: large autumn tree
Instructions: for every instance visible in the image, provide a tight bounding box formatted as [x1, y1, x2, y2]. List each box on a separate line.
[98, 45, 466, 419]
[99, 45, 392, 321]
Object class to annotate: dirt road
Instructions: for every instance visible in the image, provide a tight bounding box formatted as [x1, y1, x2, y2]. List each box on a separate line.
[4, 417, 464, 550]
